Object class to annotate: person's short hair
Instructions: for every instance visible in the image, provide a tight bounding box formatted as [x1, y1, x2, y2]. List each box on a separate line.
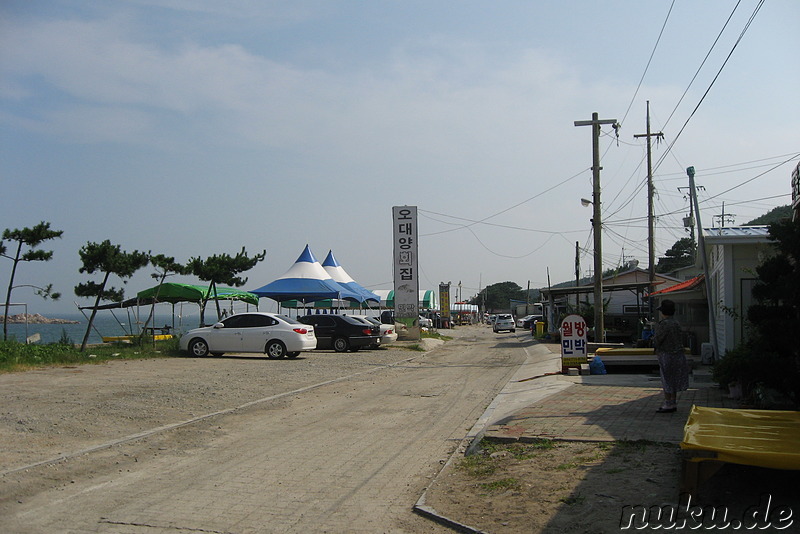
[656, 299, 675, 315]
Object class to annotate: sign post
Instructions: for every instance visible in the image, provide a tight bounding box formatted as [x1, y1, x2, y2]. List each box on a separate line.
[560, 314, 588, 372]
[392, 206, 420, 341]
[439, 282, 451, 329]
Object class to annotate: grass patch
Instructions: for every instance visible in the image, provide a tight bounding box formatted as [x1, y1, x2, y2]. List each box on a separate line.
[457, 454, 498, 477]
[560, 494, 586, 505]
[421, 331, 452, 341]
[459, 438, 559, 477]
[0, 338, 181, 373]
[479, 478, 520, 492]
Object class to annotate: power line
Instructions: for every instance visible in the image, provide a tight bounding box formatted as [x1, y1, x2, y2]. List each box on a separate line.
[418, 168, 588, 237]
[619, 0, 676, 127]
[653, 0, 766, 174]
[660, 0, 743, 132]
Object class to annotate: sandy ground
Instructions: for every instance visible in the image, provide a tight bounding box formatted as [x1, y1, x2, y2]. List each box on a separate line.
[424, 437, 800, 533]
[2, 331, 799, 533]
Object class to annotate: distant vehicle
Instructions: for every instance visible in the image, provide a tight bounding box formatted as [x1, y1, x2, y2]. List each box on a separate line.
[349, 315, 397, 346]
[180, 312, 316, 359]
[518, 314, 543, 329]
[297, 314, 380, 352]
[419, 315, 432, 328]
[493, 313, 516, 333]
[380, 310, 395, 325]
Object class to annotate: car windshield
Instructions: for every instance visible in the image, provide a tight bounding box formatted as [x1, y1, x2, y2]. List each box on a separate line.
[276, 314, 300, 325]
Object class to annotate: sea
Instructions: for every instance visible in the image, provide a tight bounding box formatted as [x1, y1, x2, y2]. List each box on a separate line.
[2, 300, 381, 345]
[3, 309, 211, 345]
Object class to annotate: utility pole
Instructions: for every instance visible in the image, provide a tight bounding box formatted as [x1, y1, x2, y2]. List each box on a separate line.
[634, 101, 664, 319]
[526, 280, 531, 315]
[575, 241, 581, 312]
[678, 182, 705, 262]
[713, 202, 736, 227]
[687, 166, 719, 360]
[574, 112, 618, 343]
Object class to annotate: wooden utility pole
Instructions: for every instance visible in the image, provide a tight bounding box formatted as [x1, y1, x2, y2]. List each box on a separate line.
[634, 101, 664, 319]
[575, 241, 581, 312]
[574, 112, 618, 343]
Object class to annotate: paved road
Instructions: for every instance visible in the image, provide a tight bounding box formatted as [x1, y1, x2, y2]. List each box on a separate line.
[2, 325, 526, 533]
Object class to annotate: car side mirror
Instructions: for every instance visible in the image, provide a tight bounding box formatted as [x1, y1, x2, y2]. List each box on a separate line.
[213, 322, 224, 329]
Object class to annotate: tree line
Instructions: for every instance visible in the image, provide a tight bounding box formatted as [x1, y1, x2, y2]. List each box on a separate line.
[1, 221, 265, 351]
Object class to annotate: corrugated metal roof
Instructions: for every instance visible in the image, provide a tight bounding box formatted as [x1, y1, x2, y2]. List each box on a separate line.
[703, 226, 770, 244]
[648, 275, 704, 296]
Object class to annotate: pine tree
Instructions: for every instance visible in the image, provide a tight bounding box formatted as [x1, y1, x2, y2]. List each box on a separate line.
[74, 240, 149, 351]
[1, 222, 64, 340]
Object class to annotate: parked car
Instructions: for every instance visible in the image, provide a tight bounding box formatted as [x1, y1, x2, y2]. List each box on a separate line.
[380, 310, 395, 324]
[343, 315, 382, 349]
[517, 314, 542, 329]
[523, 315, 543, 330]
[179, 312, 316, 359]
[346, 315, 397, 347]
[419, 315, 432, 328]
[297, 314, 381, 352]
[493, 313, 516, 333]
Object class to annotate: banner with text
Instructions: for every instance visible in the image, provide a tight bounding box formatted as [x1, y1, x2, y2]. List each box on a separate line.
[393, 206, 420, 340]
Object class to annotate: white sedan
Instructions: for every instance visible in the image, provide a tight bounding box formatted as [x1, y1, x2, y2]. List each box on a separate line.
[180, 312, 316, 359]
[363, 316, 398, 345]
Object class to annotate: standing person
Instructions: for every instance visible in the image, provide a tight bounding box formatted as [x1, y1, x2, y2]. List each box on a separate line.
[653, 299, 689, 413]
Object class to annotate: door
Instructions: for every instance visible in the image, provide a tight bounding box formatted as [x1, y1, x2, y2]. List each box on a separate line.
[239, 314, 276, 352]
[212, 315, 246, 352]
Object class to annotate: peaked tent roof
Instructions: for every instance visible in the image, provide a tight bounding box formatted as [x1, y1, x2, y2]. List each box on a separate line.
[250, 245, 363, 303]
[322, 250, 381, 303]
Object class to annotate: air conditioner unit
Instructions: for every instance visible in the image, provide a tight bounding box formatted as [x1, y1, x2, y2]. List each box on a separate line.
[700, 342, 714, 365]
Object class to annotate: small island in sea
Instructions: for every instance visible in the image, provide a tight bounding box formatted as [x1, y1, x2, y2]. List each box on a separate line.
[1, 313, 79, 324]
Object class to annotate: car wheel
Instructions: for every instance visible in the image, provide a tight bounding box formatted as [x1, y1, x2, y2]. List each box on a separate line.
[188, 338, 209, 357]
[333, 337, 350, 352]
[266, 340, 287, 359]
[511, 329, 516, 332]
[286, 351, 300, 359]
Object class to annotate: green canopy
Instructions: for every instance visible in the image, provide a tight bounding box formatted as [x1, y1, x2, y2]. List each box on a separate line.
[137, 283, 259, 306]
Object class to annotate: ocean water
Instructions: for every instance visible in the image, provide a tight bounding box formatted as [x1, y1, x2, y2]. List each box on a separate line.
[2, 309, 209, 345]
[3, 301, 381, 345]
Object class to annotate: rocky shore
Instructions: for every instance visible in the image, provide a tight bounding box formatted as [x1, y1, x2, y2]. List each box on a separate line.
[1, 313, 79, 324]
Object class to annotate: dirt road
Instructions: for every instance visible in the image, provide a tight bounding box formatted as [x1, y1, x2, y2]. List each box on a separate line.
[1, 325, 525, 533]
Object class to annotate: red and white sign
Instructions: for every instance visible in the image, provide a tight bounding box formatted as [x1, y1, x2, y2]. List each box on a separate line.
[560, 314, 588, 367]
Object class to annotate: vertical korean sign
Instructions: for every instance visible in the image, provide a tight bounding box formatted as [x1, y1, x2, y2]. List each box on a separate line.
[439, 282, 451, 322]
[560, 314, 588, 370]
[393, 206, 420, 341]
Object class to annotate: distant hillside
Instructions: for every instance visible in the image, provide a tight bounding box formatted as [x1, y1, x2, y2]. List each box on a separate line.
[746, 205, 792, 225]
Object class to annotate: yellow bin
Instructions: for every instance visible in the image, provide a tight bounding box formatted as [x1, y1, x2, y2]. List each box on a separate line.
[535, 321, 545, 336]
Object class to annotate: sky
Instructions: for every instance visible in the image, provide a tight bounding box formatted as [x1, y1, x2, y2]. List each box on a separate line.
[2, 0, 799, 316]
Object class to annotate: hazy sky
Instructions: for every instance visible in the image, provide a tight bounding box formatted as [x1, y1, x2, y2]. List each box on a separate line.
[2, 0, 798, 315]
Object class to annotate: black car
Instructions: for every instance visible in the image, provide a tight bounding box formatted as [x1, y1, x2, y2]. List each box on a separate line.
[297, 314, 381, 352]
[522, 315, 543, 330]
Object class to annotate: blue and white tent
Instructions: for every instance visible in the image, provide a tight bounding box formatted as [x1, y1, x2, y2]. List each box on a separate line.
[250, 245, 362, 303]
[322, 250, 381, 304]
